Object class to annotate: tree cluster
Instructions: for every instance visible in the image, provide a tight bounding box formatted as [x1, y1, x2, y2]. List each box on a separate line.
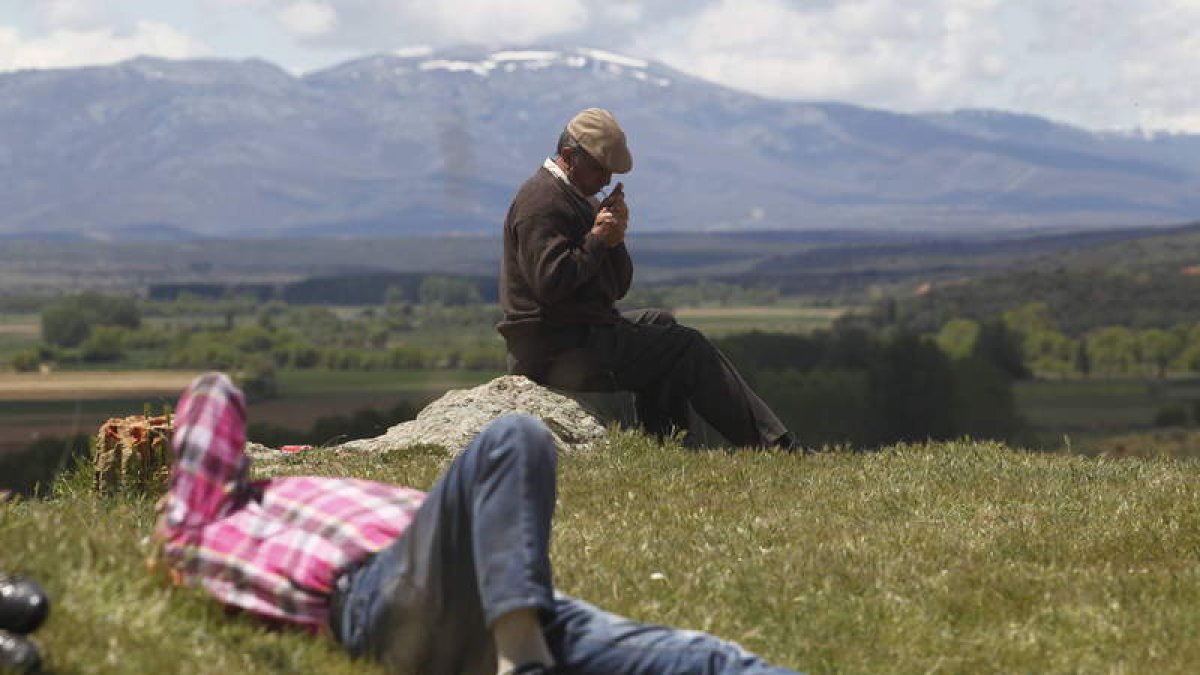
[891, 268, 1200, 337]
[933, 301, 1200, 379]
[15, 293, 507, 385]
[148, 272, 496, 306]
[716, 327, 1023, 449]
[40, 292, 140, 348]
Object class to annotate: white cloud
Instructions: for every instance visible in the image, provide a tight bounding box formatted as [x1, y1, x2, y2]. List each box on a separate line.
[599, 1, 643, 25]
[638, 0, 1010, 109]
[0, 20, 207, 71]
[276, 1, 337, 37]
[203, 0, 593, 50]
[627, 0, 1200, 132]
[1119, 0, 1200, 132]
[36, 0, 110, 29]
[4, 0, 1200, 132]
[400, 0, 589, 46]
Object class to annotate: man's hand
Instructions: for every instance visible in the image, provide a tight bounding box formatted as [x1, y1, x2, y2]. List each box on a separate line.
[591, 194, 629, 247]
[591, 210, 624, 247]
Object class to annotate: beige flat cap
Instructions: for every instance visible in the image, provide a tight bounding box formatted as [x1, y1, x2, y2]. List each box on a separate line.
[566, 108, 633, 174]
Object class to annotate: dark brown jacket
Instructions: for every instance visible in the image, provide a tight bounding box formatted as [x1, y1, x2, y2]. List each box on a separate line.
[497, 167, 633, 351]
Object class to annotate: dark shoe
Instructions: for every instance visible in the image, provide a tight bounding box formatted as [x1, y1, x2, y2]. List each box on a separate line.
[773, 433, 815, 455]
[0, 630, 41, 673]
[773, 433, 797, 453]
[0, 576, 49, 634]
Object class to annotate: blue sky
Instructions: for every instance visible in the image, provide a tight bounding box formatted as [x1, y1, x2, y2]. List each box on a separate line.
[2, 0, 1197, 133]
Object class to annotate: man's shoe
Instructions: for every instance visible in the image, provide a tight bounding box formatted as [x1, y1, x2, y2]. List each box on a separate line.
[773, 433, 798, 453]
[0, 576, 49, 634]
[0, 630, 41, 673]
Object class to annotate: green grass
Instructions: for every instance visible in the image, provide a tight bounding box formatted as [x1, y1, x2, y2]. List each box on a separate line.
[5, 433, 1200, 673]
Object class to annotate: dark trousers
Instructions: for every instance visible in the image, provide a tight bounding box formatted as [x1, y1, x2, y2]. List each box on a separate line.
[593, 309, 788, 448]
[509, 310, 788, 448]
[332, 414, 799, 675]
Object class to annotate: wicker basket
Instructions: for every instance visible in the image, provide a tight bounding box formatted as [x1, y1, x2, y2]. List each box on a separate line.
[93, 415, 173, 495]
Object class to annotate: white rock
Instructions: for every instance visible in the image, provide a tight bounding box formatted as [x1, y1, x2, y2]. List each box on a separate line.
[337, 375, 617, 456]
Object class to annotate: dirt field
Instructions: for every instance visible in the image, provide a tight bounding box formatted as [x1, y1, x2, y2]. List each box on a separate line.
[675, 306, 840, 318]
[0, 370, 202, 400]
[0, 369, 464, 454]
[0, 323, 37, 336]
[673, 305, 846, 336]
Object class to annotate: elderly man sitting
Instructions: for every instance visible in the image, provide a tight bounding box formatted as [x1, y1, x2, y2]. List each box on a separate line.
[497, 108, 796, 451]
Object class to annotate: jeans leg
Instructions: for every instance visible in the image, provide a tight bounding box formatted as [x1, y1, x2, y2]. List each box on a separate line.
[545, 594, 803, 675]
[335, 414, 559, 675]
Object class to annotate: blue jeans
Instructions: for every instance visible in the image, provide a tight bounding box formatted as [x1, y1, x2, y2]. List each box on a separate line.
[333, 414, 800, 674]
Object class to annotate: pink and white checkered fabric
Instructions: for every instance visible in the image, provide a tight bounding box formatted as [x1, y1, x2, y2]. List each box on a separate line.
[156, 372, 425, 628]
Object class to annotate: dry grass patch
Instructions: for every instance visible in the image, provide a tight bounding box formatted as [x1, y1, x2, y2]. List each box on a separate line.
[0, 370, 201, 400]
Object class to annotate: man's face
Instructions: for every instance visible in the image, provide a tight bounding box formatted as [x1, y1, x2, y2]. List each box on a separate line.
[565, 146, 612, 196]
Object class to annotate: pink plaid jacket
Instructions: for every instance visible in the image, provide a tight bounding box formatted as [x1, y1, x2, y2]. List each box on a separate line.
[156, 372, 425, 628]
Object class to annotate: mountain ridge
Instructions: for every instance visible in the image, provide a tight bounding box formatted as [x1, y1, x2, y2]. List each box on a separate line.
[1, 47, 1196, 240]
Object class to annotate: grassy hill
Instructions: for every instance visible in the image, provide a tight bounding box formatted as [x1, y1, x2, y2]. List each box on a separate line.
[870, 221, 1200, 335]
[4, 431, 1199, 673]
[1026, 220, 1200, 274]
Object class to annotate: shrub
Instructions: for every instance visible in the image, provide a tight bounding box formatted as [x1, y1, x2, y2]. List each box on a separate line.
[41, 292, 140, 347]
[81, 326, 126, 362]
[1154, 405, 1188, 428]
[9, 349, 41, 372]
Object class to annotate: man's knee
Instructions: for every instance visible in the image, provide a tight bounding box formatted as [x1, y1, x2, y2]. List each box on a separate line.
[625, 308, 677, 326]
[644, 308, 677, 326]
[479, 414, 557, 469]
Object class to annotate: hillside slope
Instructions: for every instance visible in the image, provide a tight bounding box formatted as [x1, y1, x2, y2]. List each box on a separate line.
[4, 432, 1198, 673]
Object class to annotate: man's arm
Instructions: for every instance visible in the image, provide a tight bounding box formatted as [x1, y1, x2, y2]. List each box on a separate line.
[602, 193, 633, 298]
[157, 372, 250, 541]
[515, 214, 612, 305]
[610, 242, 634, 299]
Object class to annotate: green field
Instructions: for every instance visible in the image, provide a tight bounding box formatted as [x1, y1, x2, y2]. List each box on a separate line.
[0, 313, 39, 360]
[5, 434, 1200, 673]
[0, 300, 843, 456]
[1014, 377, 1200, 451]
[10, 298, 1200, 461]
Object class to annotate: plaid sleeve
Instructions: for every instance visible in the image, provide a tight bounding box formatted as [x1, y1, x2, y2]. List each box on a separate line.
[158, 372, 250, 539]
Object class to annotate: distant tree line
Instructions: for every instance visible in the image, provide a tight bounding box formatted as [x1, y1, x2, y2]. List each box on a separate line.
[862, 295, 1200, 380]
[148, 272, 496, 306]
[11, 293, 508, 394]
[716, 327, 1024, 449]
[890, 268, 1200, 336]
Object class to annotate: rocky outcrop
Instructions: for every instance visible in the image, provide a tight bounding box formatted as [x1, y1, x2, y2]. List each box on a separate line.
[335, 375, 631, 456]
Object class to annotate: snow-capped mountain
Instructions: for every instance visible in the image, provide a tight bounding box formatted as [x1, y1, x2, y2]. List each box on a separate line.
[0, 47, 1196, 240]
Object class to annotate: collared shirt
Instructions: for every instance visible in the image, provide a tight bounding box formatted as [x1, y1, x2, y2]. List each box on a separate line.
[543, 157, 602, 209]
[155, 372, 425, 629]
